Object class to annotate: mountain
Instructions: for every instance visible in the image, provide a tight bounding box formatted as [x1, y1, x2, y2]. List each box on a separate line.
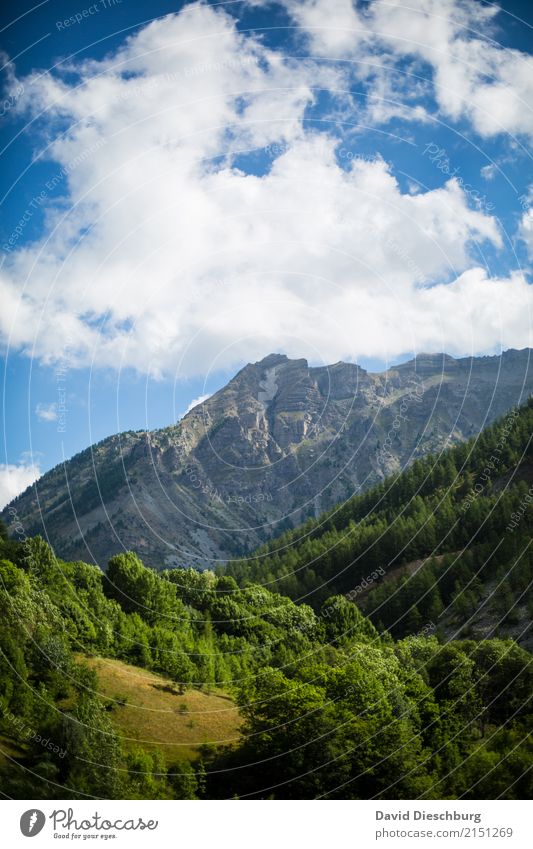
[228, 399, 533, 649]
[4, 348, 533, 569]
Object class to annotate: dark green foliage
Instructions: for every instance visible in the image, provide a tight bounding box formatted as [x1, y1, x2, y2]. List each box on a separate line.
[226, 401, 533, 642]
[0, 404, 531, 800]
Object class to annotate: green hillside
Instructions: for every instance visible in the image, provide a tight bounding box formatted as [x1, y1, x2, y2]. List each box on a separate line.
[227, 401, 533, 647]
[0, 511, 531, 798]
[82, 656, 241, 762]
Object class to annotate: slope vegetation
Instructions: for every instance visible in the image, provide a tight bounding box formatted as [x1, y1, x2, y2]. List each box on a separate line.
[228, 400, 533, 647]
[0, 520, 531, 799]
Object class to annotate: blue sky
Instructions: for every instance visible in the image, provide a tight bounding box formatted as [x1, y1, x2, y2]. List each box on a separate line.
[1, 0, 532, 504]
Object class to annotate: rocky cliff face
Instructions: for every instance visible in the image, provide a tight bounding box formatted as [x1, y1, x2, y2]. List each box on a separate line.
[4, 348, 532, 569]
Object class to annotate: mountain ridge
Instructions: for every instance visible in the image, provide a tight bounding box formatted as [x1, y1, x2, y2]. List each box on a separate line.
[4, 347, 533, 569]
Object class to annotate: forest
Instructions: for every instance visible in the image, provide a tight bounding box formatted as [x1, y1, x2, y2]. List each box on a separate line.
[226, 401, 533, 644]
[0, 433, 531, 800]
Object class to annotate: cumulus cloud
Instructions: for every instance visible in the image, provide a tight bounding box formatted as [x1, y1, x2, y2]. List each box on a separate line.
[0, 462, 40, 509]
[275, 0, 533, 140]
[372, 0, 533, 140]
[35, 402, 58, 422]
[280, 0, 366, 58]
[480, 164, 497, 181]
[182, 394, 212, 417]
[0, 1, 531, 380]
[520, 207, 533, 260]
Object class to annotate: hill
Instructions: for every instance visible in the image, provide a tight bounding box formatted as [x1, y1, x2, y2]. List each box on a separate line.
[83, 656, 241, 762]
[3, 348, 533, 569]
[227, 400, 533, 649]
[0, 524, 531, 799]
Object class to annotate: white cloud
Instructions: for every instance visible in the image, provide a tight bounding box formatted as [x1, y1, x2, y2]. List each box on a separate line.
[35, 402, 58, 422]
[0, 462, 41, 510]
[480, 164, 497, 181]
[519, 207, 533, 260]
[274, 0, 533, 141]
[182, 394, 212, 417]
[0, 1, 530, 381]
[280, 0, 365, 58]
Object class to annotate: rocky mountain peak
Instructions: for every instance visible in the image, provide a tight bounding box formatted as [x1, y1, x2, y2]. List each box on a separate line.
[254, 352, 292, 368]
[4, 348, 532, 569]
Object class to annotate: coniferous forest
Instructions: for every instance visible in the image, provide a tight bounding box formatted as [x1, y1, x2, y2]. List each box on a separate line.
[1, 403, 532, 799]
